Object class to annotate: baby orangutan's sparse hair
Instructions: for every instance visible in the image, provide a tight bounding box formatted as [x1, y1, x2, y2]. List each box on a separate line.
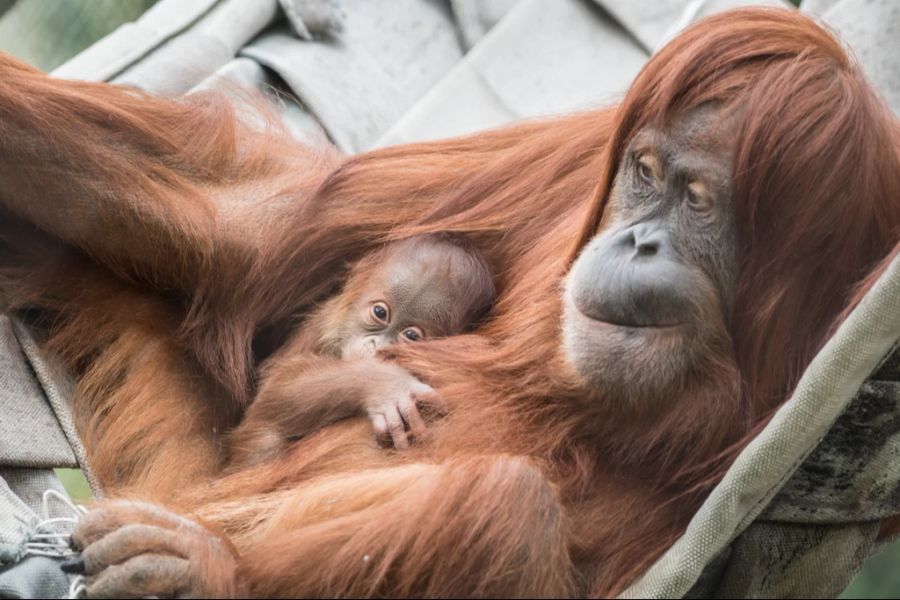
[226, 233, 495, 462]
[318, 232, 496, 359]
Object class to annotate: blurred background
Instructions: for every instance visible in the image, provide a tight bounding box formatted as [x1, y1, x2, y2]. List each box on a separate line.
[0, 1, 896, 597]
[0, 0, 155, 70]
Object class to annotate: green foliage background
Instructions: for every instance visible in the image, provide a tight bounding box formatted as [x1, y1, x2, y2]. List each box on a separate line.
[0, 0, 155, 71]
[1, 0, 896, 596]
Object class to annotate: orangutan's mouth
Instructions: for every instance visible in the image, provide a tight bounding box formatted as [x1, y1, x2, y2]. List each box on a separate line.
[567, 298, 685, 333]
[588, 314, 684, 329]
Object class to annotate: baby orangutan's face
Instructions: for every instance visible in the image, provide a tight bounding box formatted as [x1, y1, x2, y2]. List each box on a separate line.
[340, 242, 486, 359]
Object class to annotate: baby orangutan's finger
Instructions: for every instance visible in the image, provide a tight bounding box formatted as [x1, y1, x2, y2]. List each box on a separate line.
[413, 390, 447, 419]
[371, 412, 389, 443]
[385, 408, 409, 450]
[408, 379, 435, 396]
[399, 396, 428, 439]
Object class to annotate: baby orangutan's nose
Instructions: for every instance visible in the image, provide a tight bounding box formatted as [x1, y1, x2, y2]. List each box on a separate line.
[366, 336, 393, 355]
[372, 336, 398, 352]
[355, 338, 380, 358]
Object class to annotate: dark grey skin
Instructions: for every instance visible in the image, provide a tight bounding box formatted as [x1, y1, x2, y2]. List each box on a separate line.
[563, 106, 738, 412]
[337, 237, 495, 359]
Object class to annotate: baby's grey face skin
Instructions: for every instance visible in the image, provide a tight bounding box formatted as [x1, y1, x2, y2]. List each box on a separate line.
[341, 242, 484, 359]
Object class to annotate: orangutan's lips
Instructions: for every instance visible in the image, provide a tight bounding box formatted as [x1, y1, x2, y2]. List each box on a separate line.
[571, 302, 684, 331]
[591, 318, 683, 330]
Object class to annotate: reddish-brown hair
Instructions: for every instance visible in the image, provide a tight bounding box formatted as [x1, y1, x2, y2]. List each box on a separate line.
[186, 9, 900, 594]
[1, 6, 898, 597]
[580, 8, 900, 415]
[248, 8, 899, 592]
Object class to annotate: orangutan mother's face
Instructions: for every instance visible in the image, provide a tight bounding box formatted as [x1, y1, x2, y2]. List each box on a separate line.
[562, 106, 739, 411]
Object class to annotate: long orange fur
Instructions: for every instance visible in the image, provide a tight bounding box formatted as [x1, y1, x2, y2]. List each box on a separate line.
[0, 7, 899, 597]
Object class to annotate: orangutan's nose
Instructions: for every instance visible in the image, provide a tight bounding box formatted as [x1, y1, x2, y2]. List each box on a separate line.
[568, 222, 693, 328]
[614, 222, 672, 260]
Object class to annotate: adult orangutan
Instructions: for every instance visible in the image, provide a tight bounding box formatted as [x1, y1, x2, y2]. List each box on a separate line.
[0, 6, 898, 598]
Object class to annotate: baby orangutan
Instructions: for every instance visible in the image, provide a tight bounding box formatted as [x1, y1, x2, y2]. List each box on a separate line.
[227, 233, 495, 465]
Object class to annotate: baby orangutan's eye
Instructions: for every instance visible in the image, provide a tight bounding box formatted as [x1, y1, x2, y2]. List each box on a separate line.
[400, 326, 424, 342]
[370, 302, 390, 324]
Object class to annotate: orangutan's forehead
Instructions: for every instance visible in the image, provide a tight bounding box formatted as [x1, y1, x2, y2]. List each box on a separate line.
[385, 258, 455, 302]
[635, 105, 735, 152]
[630, 108, 734, 183]
[364, 246, 472, 332]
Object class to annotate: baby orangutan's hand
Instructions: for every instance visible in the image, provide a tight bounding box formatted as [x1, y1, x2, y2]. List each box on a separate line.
[362, 361, 446, 450]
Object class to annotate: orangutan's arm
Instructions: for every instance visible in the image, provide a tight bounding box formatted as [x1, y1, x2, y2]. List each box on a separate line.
[0, 54, 225, 289]
[227, 355, 441, 464]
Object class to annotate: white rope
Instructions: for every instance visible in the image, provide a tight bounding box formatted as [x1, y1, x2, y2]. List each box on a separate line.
[67, 575, 87, 600]
[23, 489, 87, 559]
[21, 489, 89, 598]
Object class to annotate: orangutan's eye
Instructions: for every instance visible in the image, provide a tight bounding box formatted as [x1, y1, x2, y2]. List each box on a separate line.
[370, 302, 390, 324]
[638, 162, 653, 182]
[635, 153, 657, 185]
[400, 326, 424, 342]
[686, 182, 714, 214]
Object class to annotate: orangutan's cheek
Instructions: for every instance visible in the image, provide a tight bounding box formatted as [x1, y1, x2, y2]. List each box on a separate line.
[559, 225, 729, 412]
[561, 289, 693, 412]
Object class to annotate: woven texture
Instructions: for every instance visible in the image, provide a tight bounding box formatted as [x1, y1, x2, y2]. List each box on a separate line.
[623, 253, 900, 598]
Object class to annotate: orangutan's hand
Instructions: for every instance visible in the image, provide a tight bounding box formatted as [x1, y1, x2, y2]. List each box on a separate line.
[64, 499, 242, 598]
[362, 361, 446, 450]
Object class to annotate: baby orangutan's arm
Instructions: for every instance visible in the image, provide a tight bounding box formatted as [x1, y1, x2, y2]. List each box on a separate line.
[227, 354, 443, 465]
